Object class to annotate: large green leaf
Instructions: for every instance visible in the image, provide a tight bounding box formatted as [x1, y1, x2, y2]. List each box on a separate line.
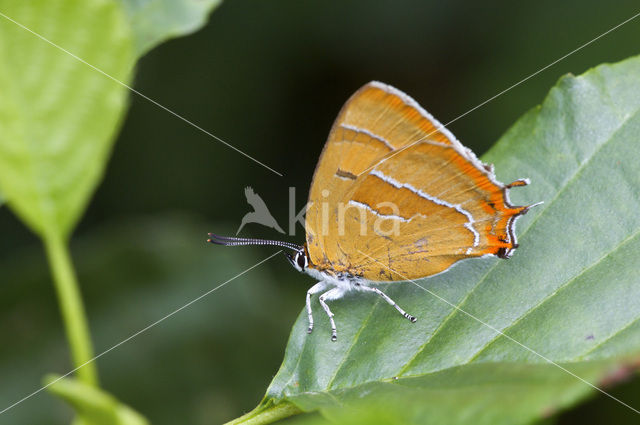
[118, 0, 223, 56]
[0, 0, 223, 231]
[0, 0, 134, 239]
[245, 56, 640, 424]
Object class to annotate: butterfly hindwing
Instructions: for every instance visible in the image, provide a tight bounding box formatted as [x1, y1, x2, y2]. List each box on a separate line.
[305, 82, 530, 281]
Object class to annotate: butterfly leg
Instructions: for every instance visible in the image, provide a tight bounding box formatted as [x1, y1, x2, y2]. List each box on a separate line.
[306, 281, 329, 334]
[357, 284, 417, 323]
[319, 287, 344, 341]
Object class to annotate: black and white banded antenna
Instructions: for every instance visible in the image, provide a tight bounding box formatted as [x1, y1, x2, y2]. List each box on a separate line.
[207, 233, 302, 252]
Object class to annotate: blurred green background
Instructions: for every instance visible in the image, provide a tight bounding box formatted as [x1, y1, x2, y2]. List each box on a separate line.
[1, 0, 640, 424]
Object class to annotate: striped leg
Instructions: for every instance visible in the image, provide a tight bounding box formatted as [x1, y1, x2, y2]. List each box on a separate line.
[358, 285, 417, 323]
[318, 287, 343, 341]
[306, 281, 328, 334]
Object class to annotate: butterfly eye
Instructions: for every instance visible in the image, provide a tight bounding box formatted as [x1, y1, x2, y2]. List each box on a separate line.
[296, 251, 307, 270]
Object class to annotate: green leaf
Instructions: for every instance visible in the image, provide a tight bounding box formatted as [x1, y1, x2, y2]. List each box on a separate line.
[45, 375, 149, 425]
[117, 0, 223, 56]
[0, 0, 134, 239]
[248, 55, 640, 424]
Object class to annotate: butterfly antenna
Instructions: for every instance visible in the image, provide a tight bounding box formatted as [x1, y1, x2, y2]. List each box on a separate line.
[207, 233, 302, 251]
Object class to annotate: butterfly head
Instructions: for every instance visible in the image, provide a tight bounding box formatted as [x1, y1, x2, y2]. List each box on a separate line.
[285, 245, 309, 272]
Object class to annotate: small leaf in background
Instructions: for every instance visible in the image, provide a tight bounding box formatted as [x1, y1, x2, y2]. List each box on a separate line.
[45, 375, 148, 425]
[249, 55, 640, 424]
[118, 0, 223, 57]
[0, 215, 301, 425]
[0, 0, 134, 239]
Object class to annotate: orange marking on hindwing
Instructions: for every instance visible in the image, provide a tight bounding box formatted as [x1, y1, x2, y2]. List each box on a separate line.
[304, 81, 537, 280]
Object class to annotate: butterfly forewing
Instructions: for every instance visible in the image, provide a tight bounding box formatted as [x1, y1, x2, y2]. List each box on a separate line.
[306, 82, 456, 261]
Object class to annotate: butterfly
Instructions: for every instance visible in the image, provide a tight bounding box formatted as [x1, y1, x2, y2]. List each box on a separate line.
[209, 81, 536, 341]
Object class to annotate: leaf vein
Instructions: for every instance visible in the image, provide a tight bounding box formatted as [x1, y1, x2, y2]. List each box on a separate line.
[466, 227, 640, 363]
[397, 103, 640, 376]
[326, 297, 383, 389]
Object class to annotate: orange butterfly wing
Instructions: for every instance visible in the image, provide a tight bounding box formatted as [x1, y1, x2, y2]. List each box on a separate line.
[305, 82, 532, 281]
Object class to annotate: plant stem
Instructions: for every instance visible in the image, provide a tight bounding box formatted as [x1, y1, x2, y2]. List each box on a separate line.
[224, 401, 302, 425]
[44, 232, 98, 386]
